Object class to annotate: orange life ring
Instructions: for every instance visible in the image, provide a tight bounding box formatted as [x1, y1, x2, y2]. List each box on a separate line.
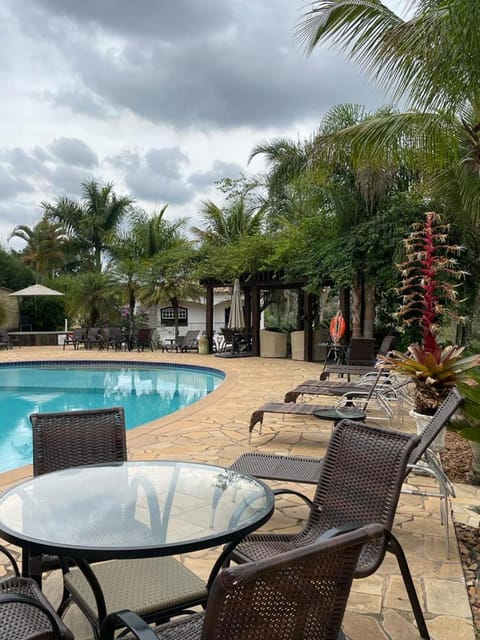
[329, 313, 346, 344]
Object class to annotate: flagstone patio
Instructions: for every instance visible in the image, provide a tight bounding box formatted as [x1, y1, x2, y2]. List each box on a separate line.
[0, 346, 477, 639]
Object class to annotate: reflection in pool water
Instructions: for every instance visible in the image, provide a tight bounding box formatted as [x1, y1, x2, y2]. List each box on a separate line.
[0, 362, 224, 474]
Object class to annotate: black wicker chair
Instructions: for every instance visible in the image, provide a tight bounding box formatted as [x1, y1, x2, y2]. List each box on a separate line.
[231, 388, 463, 557]
[29, 407, 208, 639]
[100, 523, 384, 640]
[0, 545, 73, 639]
[228, 419, 431, 639]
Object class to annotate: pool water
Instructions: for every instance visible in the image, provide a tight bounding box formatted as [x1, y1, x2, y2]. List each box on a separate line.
[0, 362, 224, 474]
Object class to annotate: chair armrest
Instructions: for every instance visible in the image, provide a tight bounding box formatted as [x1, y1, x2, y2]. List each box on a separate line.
[272, 487, 313, 507]
[0, 545, 20, 576]
[100, 609, 158, 640]
[0, 592, 66, 640]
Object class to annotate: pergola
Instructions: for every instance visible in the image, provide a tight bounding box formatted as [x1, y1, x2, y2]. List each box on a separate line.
[201, 271, 334, 361]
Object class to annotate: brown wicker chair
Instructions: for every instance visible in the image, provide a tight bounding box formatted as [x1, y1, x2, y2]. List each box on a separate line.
[0, 544, 73, 639]
[100, 523, 384, 640]
[231, 388, 463, 558]
[228, 419, 431, 639]
[29, 407, 208, 639]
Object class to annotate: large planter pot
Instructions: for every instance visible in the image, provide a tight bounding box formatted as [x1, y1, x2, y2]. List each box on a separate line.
[290, 331, 304, 361]
[409, 409, 445, 451]
[260, 329, 288, 358]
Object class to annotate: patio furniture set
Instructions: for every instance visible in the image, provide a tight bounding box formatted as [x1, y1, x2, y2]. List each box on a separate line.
[63, 327, 156, 352]
[0, 360, 463, 638]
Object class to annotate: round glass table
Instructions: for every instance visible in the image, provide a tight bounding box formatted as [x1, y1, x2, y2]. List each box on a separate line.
[0, 461, 274, 560]
[312, 406, 366, 426]
[0, 461, 274, 622]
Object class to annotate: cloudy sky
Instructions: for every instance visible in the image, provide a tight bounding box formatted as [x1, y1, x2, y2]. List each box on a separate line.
[0, 0, 405, 249]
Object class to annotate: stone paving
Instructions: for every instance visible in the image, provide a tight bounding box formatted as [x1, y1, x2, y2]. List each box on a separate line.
[0, 346, 478, 639]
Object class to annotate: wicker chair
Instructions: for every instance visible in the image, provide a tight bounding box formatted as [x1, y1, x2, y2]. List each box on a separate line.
[133, 327, 155, 352]
[63, 328, 86, 350]
[100, 523, 383, 640]
[228, 419, 431, 639]
[0, 545, 73, 640]
[231, 388, 463, 557]
[29, 407, 208, 639]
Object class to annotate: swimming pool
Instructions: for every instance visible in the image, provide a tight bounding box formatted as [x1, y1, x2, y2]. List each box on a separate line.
[0, 361, 224, 474]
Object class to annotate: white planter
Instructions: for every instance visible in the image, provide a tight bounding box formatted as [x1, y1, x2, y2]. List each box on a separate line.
[260, 330, 288, 358]
[409, 409, 445, 451]
[290, 331, 304, 360]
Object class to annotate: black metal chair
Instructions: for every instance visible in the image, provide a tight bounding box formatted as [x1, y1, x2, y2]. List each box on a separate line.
[228, 419, 431, 639]
[134, 327, 155, 352]
[29, 407, 208, 640]
[100, 523, 384, 640]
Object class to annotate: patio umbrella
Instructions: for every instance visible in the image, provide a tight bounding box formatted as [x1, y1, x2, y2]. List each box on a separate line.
[9, 284, 65, 297]
[227, 279, 245, 330]
[9, 284, 65, 328]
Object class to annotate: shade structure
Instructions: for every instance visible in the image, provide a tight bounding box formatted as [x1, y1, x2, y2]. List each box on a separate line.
[9, 284, 64, 297]
[227, 279, 245, 330]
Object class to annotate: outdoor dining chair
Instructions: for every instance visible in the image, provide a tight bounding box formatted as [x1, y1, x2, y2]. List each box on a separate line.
[62, 328, 86, 350]
[100, 523, 384, 640]
[0, 544, 73, 639]
[228, 419, 431, 639]
[29, 407, 208, 640]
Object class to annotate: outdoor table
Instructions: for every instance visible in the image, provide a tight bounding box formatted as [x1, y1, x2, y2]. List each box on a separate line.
[0, 460, 274, 623]
[312, 406, 366, 427]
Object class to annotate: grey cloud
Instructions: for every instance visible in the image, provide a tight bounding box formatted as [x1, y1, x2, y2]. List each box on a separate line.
[107, 149, 142, 172]
[189, 160, 243, 188]
[0, 166, 34, 198]
[126, 172, 193, 205]
[145, 148, 188, 179]
[49, 138, 98, 168]
[47, 86, 117, 119]
[15, 0, 378, 130]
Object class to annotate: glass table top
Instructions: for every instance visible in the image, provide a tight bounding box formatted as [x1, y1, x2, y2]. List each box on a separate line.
[312, 407, 366, 421]
[0, 461, 274, 559]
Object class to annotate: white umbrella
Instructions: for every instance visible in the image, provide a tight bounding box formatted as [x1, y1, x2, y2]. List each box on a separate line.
[9, 284, 64, 297]
[228, 279, 245, 330]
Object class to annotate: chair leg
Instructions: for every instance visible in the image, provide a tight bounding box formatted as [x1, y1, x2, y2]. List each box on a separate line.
[386, 531, 430, 639]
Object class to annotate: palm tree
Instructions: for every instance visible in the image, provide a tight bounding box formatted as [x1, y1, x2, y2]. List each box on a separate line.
[297, 0, 480, 336]
[8, 217, 69, 282]
[42, 180, 134, 272]
[191, 196, 265, 245]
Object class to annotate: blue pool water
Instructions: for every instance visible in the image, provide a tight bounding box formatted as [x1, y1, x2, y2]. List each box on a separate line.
[0, 361, 224, 474]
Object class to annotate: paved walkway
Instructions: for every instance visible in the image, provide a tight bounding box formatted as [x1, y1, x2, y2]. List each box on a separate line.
[0, 346, 477, 639]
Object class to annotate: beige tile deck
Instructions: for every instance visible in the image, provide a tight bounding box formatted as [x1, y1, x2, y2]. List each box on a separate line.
[0, 346, 477, 639]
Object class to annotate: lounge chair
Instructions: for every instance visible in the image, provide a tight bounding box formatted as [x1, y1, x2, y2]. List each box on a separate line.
[100, 523, 383, 640]
[231, 388, 463, 557]
[29, 407, 208, 638]
[227, 419, 430, 639]
[345, 337, 376, 365]
[249, 369, 390, 436]
[179, 329, 200, 352]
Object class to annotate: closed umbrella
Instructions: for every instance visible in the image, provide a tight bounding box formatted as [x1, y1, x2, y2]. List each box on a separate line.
[228, 279, 245, 330]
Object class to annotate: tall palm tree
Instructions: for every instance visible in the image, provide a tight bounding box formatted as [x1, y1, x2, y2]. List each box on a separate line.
[42, 180, 134, 272]
[8, 217, 69, 282]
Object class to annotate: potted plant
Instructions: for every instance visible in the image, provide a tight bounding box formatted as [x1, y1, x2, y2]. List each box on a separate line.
[378, 212, 480, 444]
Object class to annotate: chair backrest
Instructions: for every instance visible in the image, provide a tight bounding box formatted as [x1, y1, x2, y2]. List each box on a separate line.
[184, 330, 199, 344]
[202, 523, 383, 640]
[308, 419, 420, 577]
[87, 327, 102, 340]
[377, 335, 396, 356]
[407, 387, 464, 469]
[30, 407, 127, 476]
[346, 338, 376, 365]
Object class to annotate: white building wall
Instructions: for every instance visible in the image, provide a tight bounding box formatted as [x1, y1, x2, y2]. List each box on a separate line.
[147, 292, 233, 343]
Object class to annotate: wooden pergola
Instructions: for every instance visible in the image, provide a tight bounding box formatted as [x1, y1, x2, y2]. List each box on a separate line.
[201, 271, 330, 361]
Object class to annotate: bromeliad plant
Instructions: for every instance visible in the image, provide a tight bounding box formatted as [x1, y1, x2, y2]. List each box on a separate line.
[378, 211, 480, 415]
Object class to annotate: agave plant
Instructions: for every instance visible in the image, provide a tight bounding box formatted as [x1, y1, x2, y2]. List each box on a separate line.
[379, 344, 480, 415]
[378, 211, 480, 415]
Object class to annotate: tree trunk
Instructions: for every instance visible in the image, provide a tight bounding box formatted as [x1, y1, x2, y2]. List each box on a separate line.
[363, 282, 376, 339]
[351, 275, 362, 338]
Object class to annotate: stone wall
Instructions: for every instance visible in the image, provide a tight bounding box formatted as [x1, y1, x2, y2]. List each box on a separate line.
[0, 287, 19, 329]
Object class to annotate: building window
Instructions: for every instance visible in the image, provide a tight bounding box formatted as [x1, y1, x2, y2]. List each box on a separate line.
[160, 306, 188, 326]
